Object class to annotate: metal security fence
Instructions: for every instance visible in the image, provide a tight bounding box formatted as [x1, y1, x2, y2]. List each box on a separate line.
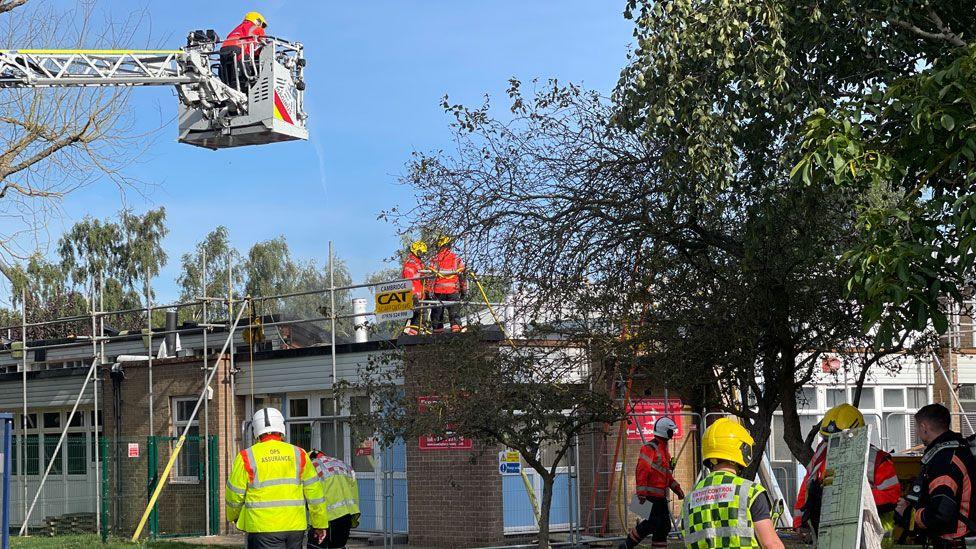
[100, 436, 217, 541]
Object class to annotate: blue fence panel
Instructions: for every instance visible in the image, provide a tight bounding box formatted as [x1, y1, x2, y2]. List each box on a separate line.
[502, 474, 535, 529]
[549, 473, 570, 525]
[393, 478, 408, 533]
[357, 478, 376, 530]
[391, 439, 406, 473]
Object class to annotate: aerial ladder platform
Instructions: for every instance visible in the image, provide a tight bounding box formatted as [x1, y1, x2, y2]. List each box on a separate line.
[0, 30, 307, 149]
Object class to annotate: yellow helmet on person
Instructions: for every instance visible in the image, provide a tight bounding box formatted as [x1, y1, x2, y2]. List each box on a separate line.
[409, 240, 428, 256]
[435, 234, 453, 248]
[819, 403, 864, 436]
[244, 11, 267, 28]
[701, 418, 754, 468]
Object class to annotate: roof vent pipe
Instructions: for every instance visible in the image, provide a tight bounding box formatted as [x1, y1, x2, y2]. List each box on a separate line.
[165, 310, 177, 357]
[352, 298, 368, 343]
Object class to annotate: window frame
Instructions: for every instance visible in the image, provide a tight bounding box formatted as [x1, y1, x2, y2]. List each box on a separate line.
[171, 397, 201, 484]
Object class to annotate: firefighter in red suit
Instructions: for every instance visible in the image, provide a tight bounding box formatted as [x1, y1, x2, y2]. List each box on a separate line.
[624, 417, 684, 549]
[794, 403, 901, 538]
[220, 11, 267, 91]
[401, 240, 427, 336]
[428, 235, 465, 333]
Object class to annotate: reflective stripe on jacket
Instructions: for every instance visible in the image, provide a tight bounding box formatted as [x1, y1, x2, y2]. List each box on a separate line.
[402, 254, 425, 299]
[681, 471, 764, 548]
[429, 249, 464, 294]
[636, 438, 680, 499]
[225, 438, 328, 532]
[312, 455, 362, 527]
[793, 441, 901, 528]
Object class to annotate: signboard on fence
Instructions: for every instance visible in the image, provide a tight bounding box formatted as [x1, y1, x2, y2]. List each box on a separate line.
[127, 443, 140, 458]
[627, 398, 684, 441]
[374, 281, 414, 322]
[418, 396, 473, 451]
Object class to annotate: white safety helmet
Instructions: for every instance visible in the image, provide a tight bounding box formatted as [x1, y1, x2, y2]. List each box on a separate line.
[653, 417, 677, 440]
[252, 407, 286, 438]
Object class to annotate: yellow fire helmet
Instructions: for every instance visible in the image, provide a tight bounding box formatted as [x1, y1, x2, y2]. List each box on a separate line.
[819, 403, 865, 436]
[244, 11, 268, 28]
[702, 418, 754, 468]
[435, 234, 453, 248]
[409, 240, 428, 256]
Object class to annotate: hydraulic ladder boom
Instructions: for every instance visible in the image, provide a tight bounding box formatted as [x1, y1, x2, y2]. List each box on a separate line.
[0, 31, 308, 150]
[0, 49, 192, 87]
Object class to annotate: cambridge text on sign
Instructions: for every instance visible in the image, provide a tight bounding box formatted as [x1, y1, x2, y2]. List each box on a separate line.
[374, 280, 413, 322]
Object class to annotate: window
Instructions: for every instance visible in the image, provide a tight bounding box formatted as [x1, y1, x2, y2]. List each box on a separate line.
[172, 397, 200, 482]
[43, 412, 60, 429]
[796, 388, 817, 410]
[884, 412, 907, 453]
[289, 398, 309, 418]
[24, 434, 38, 475]
[11, 435, 17, 475]
[771, 415, 789, 461]
[908, 387, 929, 409]
[320, 397, 345, 459]
[67, 433, 87, 475]
[351, 396, 374, 472]
[288, 423, 312, 450]
[43, 435, 63, 475]
[826, 388, 846, 408]
[856, 387, 876, 409]
[883, 389, 905, 408]
[68, 412, 84, 428]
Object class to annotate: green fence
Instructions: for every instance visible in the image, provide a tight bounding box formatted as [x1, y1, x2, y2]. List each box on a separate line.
[100, 436, 218, 541]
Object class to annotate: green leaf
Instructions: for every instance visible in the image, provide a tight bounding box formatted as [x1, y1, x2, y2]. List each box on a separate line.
[941, 114, 955, 131]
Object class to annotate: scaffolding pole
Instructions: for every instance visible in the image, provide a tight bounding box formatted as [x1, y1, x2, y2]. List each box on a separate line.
[146, 268, 154, 437]
[202, 250, 211, 536]
[90, 286, 101, 534]
[131, 301, 249, 541]
[19, 288, 26, 530]
[329, 241, 339, 453]
[228, 253, 239, 453]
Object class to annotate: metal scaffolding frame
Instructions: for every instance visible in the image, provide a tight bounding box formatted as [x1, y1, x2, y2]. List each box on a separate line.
[2, 247, 501, 539]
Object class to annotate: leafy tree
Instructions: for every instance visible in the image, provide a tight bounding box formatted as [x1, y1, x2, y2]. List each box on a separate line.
[607, 0, 963, 464]
[398, 77, 922, 474]
[794, 38, 975, 343]
[0, 0, 156, 260]
[0, 208, 167, 339]
[178, 229, 356, 337]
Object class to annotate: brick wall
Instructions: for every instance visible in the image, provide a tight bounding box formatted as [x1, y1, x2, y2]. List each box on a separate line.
[403, 342, 505, 547]
[101, 356, 236, 536]
[934, 348, 959, 430]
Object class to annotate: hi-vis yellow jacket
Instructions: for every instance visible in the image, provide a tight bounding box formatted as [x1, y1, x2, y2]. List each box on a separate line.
[311, 455, 361, 527]
[226, 437, 329, 533]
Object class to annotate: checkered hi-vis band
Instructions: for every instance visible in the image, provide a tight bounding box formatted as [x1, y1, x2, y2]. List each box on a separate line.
[681, 471, 764, 548]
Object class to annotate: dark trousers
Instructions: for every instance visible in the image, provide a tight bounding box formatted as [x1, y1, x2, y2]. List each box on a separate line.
[307, 514, 353, 548]
[219, 46, 248, 92]
[431, 292, 460, 330]
[246, 531, 305, 549]
[625, 497, 671, 548]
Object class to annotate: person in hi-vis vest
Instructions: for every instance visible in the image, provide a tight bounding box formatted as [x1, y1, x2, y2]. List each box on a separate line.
[226, 408, 329, 549]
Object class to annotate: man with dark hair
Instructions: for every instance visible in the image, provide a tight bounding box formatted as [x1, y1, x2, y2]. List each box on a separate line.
[896, 403, 976, 548]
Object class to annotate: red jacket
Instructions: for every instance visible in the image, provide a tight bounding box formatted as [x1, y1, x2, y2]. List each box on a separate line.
[429, 248, 465, 295]
[793, 441, 901, 528]
[224, 20, 265, 55]
[402, 254, 425, 299]
[636, 437, 682, 500]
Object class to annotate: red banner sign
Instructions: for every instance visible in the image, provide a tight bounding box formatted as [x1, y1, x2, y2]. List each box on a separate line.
[627, 398, 684, 441]
[417, 396, 473, 451]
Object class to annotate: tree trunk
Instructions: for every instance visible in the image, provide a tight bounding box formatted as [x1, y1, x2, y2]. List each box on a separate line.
[538, 472, 555, 549]
[743, 406, 773, 479]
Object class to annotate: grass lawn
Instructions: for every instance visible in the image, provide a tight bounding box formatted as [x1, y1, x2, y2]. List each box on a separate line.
[10, 534, 230, 548]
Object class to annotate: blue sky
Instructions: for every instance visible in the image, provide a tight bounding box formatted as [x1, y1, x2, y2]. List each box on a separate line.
[6, 0, 632, 304]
